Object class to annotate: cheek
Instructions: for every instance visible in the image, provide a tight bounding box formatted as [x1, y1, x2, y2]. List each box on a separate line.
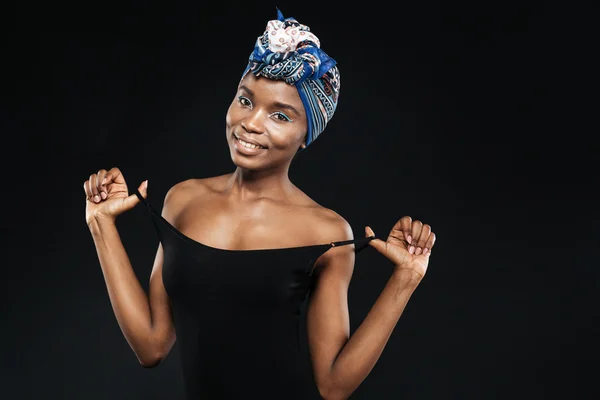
[225, 104, 237, 129]
[268, 124, 306, 148]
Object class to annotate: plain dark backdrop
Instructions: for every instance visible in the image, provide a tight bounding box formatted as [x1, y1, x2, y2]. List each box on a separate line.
[3, 2, 598, 399]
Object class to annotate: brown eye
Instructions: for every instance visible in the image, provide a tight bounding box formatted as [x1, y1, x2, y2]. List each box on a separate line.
[271, 112, 292, 122]
[238, 95, 252, 108]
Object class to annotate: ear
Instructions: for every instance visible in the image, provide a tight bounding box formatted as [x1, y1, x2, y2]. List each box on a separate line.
[300, 132, 307, 149]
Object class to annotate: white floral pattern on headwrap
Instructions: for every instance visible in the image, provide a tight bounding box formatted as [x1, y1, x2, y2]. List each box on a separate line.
[265, 18, 320, 53]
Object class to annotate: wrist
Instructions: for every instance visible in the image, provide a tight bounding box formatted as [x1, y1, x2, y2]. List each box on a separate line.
[87, 213, 117, 233]
[391, 266, 423, 288]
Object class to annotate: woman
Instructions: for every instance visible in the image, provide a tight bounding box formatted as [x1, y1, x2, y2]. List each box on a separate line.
[83, 10, 436, 400]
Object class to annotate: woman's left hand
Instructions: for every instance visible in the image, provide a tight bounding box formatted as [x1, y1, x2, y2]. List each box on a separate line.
[366, 216, 436, 281]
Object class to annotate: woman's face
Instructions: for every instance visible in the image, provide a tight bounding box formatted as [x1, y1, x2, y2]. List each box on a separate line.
[225, 73, 307, 172]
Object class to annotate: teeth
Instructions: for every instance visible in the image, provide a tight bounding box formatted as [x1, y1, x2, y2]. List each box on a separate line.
[236, 135, 264, 149]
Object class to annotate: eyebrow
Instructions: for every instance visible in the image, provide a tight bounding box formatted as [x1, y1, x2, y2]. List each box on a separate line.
[239, 85, 301, 117]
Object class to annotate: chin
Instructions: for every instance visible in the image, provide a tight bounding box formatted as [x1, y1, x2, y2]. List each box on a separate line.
[228, 144, 264, 170]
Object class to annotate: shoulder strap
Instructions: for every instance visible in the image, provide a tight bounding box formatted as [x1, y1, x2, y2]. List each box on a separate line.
[134, 188, 147, 204]
[135, 189, 160, 215]
[331, 236, 376, 253]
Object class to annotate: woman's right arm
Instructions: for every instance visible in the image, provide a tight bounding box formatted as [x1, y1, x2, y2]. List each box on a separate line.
[88, 219, 175, 367]
[84, 167, 176, 367]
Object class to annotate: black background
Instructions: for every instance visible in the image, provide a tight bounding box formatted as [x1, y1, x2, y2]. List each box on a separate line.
[4, 1, 598, 399]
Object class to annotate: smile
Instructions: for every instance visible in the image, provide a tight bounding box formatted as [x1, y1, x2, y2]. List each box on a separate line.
[234, 133, 266, 150]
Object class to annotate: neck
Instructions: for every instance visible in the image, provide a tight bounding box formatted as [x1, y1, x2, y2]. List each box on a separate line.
[226, 166, 294, 201]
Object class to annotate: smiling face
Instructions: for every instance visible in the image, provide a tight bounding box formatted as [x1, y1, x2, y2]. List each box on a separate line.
[225, 73, 308, 172]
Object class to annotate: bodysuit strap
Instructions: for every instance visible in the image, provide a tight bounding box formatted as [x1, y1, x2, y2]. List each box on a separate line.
[134, 188, 148, 204]
[331, 237, 375, 253]
[135, 189, 158, 213]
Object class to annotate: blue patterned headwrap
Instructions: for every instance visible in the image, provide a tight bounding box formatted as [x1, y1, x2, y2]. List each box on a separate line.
[242, 9, 340, 148]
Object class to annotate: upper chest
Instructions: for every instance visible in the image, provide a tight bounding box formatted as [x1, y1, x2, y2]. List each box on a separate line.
[170, 192, 324, 251]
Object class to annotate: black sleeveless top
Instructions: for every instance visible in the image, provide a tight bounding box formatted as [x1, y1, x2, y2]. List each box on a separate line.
[135, 190, 375, 399]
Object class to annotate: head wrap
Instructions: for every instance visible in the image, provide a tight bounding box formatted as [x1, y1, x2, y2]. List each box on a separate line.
[242, 9, 340, 148]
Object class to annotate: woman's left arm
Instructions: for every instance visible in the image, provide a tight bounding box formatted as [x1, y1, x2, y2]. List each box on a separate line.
[307, 216, 436, 400]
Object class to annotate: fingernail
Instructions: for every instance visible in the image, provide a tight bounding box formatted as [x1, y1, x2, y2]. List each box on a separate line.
[93, 195, 100, 203]
[100, 192, 107, 200]
[407, 235, 412, 244]
[101, 178, 106, 185]
[423, 248, 429, 255]
[409, 245, 415, 254]
[415, 247, 422, 255]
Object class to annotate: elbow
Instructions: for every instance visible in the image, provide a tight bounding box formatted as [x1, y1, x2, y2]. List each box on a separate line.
[318, 383, 350, 400]
[136, 347, 168, 368]
[138, 355, 163, 368]
[136, 335, 174, 368]
[319, 391, 348, 400]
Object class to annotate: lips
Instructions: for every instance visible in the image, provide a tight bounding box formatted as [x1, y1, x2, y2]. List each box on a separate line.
[232, 133, 267, 156]
[234, 133, 267, 149]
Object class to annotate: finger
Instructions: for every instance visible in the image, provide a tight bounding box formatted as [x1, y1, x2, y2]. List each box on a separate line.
[102, 171, 112, 186]
[408, 220, 421, 254]
[83, 180, 92, 200]
[366, 226, 388, 254]
[104, 167, 123, 186]
[388, 217, 408, 244]
[399, 216, 412, 244]
[138, 179, 148, 199]
[415, 223, 431, 255]
[423, 232, 436, 254]
[88, 174, 100, 203]
[85, 178, 94, 201]
[97, 169, 108, 199]
[365, 226, 375, 238]
[411, 219, 422, 244]
[121, 180, 148, 211]
[417, 224, 431, 247]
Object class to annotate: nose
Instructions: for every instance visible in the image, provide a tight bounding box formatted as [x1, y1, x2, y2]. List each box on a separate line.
[241, 110, 265, 134]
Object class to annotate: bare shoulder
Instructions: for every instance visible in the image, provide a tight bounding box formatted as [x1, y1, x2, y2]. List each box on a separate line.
[311, 206, 354, 244]
[161, 175, 224, 219]
[292, 190, 354, 245]
[301, 201, 356, 274]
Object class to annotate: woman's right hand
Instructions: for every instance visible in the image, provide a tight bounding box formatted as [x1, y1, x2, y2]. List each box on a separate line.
[83, 167, 148, 226]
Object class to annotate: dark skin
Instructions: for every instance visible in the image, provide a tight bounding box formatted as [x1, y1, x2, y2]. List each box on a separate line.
[84, 73, 436, 400]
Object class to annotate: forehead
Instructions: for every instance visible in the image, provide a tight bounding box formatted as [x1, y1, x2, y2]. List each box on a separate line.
[239, 73, 302, 106]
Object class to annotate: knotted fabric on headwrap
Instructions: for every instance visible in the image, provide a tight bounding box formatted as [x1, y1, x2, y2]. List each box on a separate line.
[242, 9, 340, 148]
